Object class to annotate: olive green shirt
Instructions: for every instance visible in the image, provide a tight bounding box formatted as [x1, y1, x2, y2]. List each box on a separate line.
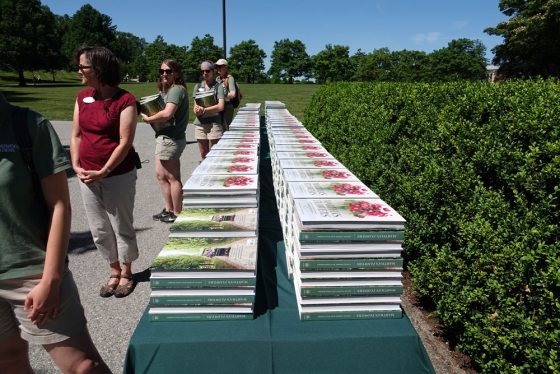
[157, 85, 189, 139]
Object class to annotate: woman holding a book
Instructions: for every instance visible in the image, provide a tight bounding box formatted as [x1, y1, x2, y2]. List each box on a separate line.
[70, 46, 139, 298]
[141, 59, 189, 224]
[193, 60, 225, 160]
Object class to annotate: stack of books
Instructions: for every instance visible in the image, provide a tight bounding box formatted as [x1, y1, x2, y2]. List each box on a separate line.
[148, 109, 261, 322]
[265, 102, 406, 321]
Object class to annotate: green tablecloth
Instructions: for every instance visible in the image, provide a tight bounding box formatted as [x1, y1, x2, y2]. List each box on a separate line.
[123, 124, 435, 374]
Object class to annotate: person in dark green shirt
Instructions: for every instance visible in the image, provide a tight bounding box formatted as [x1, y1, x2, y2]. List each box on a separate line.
[141, 59, 189, 223]
[0, 92, 110, 373]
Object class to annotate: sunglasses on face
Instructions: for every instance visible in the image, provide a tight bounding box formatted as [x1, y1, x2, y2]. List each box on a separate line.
[78, 64, 92, 71]
[159, 68, 173, 75]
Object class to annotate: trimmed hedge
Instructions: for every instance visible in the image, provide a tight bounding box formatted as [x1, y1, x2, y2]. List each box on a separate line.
[303, 80, 560, 373]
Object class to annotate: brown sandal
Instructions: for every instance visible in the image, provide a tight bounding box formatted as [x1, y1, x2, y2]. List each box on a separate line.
[100, 275, 120, 297]
[114, 275, 134, 298]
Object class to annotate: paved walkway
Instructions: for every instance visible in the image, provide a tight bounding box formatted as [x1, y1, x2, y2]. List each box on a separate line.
[29, 121, 200, 373]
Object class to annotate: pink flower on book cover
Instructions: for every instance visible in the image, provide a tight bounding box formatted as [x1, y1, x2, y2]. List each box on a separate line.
[296, 135, 312, 139]
[346, 201, 391, 218]
[240, 139, 254, 143]
[302, 145, 320, 150]
[313, 160, 338, 167]
[298, 140, 316, 144]
[306, 152, 328, 157]
[227, 165, 252, 173]
[332, 183, 367, 196]
[237, 145, 253, 148]
[232, 157, 254, 163]
[321, 170, 350, 179]
[223, 176, 253, 187]
[234, 151, 252, 155]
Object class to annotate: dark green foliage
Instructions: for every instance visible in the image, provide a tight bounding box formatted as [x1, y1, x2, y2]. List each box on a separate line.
[303, 79, 560, 373]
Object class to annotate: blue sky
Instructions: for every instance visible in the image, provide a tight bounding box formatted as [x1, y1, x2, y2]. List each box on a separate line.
[42, 0, 507, 67]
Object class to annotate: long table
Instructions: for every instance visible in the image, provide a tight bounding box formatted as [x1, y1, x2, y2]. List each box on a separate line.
[123, 125, 435, 374]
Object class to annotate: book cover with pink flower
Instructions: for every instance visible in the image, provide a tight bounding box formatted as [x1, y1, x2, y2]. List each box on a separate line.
[288, 181, 379, 199]
[193, 162, 258, 175]
[283, 168, 360, 182]
[182, 175, 258, 195]
[294, 199, 405, 230]
[279, 159, 344, 169]
[206, 149, 258, 158]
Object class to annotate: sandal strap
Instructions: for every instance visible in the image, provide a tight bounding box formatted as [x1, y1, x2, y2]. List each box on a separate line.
[109, 274, 121, 279]
[121, 275, 133, 280]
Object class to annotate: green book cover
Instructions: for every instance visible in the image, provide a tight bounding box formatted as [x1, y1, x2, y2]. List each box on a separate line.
[299, 309, 402, 321]
[298, 230, 405, 242]
[149, 307, 253, 321]
[298, 258, 404, 271]
[150, 289, 255, 306]
[299, 285, 404, 298]
[150, 277, 256, 288]
[169, 208, 258, 237]
[151, 237, 258, 273]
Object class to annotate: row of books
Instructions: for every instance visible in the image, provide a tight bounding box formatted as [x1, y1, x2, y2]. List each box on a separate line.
[148, 103, 262, 321]
[264, 101, 406, 321]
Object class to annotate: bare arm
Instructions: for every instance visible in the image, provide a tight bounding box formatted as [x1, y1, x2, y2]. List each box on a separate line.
[70, 100, 86, 180]
[194, 99, 224, 117]
[24, 171, 71, 324]
[141, 101, 177, 123]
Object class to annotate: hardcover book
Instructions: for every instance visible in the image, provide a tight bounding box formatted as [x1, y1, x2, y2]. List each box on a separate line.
[276, 151, 333, 159]
[169, 208, 258, 237]
[182, 175, 258, 195]
[192, 161, 258, 175]
[211, 142, 258, 150]
[274, 144, 326, 152]
[288, 181, 379, 199]
[296, 303, 402, 321]
[280, 159, 343, 169]
[151, 237, 258, 274]
[294, 199, 406, 230]
[296, 257, 403, 271]
[149, 306, 254, 321]
[297, 279, 404, 298]
[206, 149, 258, 158]
[150, 288, 255, 306]
[283, 168, 360, 183]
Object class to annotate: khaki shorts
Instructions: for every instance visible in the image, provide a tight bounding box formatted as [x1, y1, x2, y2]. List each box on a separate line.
[155, 135, 187, 160]
[0, 269, 87, 345]
[195, 123, 224, 140]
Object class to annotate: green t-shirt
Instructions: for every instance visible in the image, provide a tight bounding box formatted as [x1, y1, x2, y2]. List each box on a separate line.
[216, 75, 237, 103]
[193, 80, 225, 125]
[157, 85, 189, 139]
[0, 103, 71, 280]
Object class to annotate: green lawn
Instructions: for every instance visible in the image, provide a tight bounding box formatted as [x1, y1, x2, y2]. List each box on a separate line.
[0, 70, 321, 121]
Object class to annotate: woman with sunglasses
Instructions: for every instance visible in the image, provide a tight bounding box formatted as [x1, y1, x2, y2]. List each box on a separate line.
[192, 61, 225, 159]
[141, 59, 188, 224]
[70, 46, 139, 298]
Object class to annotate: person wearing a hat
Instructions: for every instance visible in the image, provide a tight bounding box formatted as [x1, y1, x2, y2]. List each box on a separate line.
[193, 61, 225, 159]
[215, 58, 237, 131]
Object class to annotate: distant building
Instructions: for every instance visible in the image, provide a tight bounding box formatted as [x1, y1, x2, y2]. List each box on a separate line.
[486, 65, 500, 82]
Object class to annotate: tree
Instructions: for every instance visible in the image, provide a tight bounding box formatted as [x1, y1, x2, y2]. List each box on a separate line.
[390, 50, 430, 82]
[228, 39, 266, 83]
[0, 0, 61, 86]
[60, 4, 116, 65]
[184, 34, 222, 82]
[485, 0, 560, 77]
[353, 48, 394, 81]
[311, 44, 353, 83]
[268, 39, 311, 83]
[428, 38, 487, 81]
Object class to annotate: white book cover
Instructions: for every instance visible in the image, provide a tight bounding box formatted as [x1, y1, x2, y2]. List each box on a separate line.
[294, 199, 406, 230]
[272, 138, 321, 145]
[206, 149, 258, 158]
[274, 144, 326, 152]
[182, 174, 258, 194]
[192, 162, 258, 175]
[283, 168, 360, 182]
[211, 142, 258, 150]
[221, 132, 260, 139]
[198, 156, 258, 166]
[280, 159, 343, 169]
[276, 151, 334, 159]
[288, 181, 379, 199]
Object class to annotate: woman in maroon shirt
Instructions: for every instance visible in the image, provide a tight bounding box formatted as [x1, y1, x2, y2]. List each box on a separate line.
[70, 46, 139, 298]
